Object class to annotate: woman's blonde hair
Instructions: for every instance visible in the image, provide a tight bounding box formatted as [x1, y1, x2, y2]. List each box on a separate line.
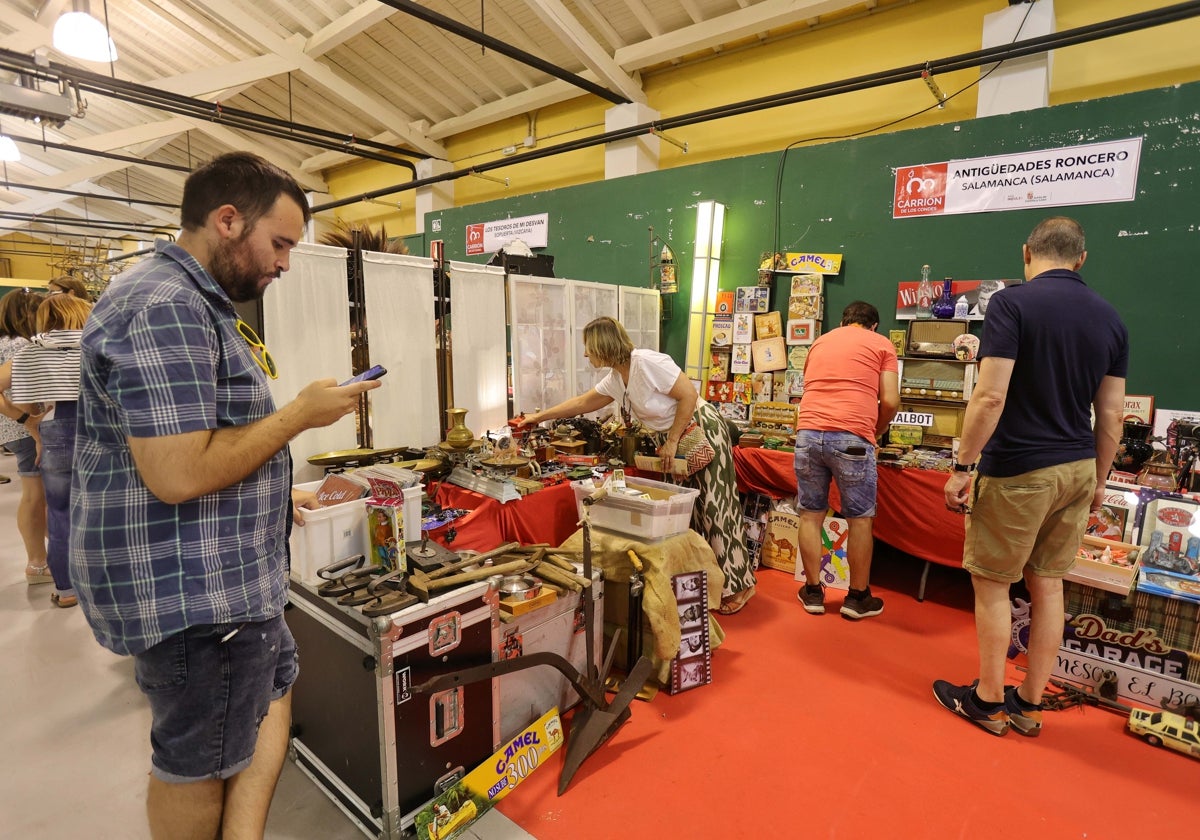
[36, 293, 92, 332]
[582, 317, 634, 367]
[47, 275, 91, 300]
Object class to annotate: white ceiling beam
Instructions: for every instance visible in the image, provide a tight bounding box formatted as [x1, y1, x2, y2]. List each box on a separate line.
[616, 0, 866, 71]
[153, 53, 301, 98]
[571, 0, 626, 50]
[409, 20, 510, 100]
[305, 2, 396, 56]
[523, 0, 646, 104]
[300, 76, 588, 172]
[621, 0, 664, 39]
[679, 0, 706, 25]
[199, 0, 445, 158]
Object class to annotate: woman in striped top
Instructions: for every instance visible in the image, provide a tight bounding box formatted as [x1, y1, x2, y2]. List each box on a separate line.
[3, 293, 93, 608]
[0, 289, 48, 584]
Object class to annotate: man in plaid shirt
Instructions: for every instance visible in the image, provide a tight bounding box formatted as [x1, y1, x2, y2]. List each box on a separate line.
[71, 152, 380, 839]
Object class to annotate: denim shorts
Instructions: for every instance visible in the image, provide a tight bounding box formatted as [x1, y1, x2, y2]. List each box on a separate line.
[4, 434, 38, 477]
[133, 614, 299, 783]
[793, 429, 878, 518]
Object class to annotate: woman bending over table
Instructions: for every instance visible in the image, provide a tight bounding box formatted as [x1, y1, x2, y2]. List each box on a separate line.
[512, 316, 756, 615]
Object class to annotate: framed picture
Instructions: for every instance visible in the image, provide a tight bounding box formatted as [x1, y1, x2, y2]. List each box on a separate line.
[732, 312, 754, 344]
[788, 293, 823, 320]
[735, 286, 770, 313]
[786, 318, 818, 345]
[783, 369, 805, 396]
[719, 400, 749, 421]
[750, 371, 774, 402]
[754, 311, 782, 340]
[751, 336, 787, 372]
[789, 273, 823, 296]
[730, 343, 752, 374]
[710, 314, 733, 347]
[1122, 395, 1154, 424]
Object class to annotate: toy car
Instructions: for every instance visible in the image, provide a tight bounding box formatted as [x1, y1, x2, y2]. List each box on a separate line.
[1127, 709, 1200, 760]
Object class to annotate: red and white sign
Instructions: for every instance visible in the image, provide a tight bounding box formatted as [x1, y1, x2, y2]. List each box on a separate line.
[464, 212, 549, 255]
[893, 137, 1142, 219]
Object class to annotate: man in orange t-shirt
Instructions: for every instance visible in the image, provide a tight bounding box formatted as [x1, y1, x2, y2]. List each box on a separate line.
[793, 301, 899, 620]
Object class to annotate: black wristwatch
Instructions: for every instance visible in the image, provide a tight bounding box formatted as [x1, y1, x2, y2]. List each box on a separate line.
[952, 460, 976, 473]
[16, 412, 30, 424]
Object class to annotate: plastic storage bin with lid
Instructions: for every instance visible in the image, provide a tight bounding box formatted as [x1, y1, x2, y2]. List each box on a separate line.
[571, 475, 699, 541]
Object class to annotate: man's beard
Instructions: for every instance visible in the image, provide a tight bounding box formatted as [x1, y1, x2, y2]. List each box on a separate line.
[210, 234, 274, 302]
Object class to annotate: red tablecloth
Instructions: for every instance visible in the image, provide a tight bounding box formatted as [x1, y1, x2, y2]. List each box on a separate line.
[732, 447, 965, 568]
[431, 479, 582, 552]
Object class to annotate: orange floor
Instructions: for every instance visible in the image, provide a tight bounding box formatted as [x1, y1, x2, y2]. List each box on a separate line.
[497, 555, 1196, 839]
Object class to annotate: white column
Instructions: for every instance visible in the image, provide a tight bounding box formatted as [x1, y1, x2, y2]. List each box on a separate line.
[604, 102, 660, 180]
[414, 158, 455, 234]
[977, 0, 1055, 118]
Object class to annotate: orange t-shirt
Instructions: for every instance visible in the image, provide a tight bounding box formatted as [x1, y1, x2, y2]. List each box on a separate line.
[796, 324, 898, 443]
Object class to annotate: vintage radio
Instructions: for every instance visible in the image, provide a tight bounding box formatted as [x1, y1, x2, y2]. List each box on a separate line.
[899, 357, 977, 402]
[904, 319, 969, 358]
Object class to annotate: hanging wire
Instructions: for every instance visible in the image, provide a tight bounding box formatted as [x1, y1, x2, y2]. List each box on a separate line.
[770, 0, 1039, 259]
[102, 0, 116, 78]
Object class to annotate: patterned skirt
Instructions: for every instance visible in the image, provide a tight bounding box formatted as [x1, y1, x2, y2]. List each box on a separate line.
[652, 400, 756, 597]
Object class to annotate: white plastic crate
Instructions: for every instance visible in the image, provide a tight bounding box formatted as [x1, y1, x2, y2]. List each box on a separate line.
[289, 480, 368, 584]
[571, 475, 700, 541]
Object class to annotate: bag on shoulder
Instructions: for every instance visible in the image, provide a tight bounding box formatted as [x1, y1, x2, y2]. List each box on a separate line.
[675, 421, 716, 476]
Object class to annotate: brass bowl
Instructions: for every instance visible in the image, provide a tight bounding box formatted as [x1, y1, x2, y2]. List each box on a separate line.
[307, 447, 405, 467]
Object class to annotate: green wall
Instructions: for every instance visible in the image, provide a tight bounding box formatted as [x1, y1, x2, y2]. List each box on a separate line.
[429, 82, 1200, 410]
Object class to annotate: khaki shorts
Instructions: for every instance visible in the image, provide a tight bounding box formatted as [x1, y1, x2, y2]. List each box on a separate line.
[963, 459, 1095, 583]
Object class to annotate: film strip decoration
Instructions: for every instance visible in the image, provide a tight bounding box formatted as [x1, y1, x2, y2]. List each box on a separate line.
[668, 570, 712, 695]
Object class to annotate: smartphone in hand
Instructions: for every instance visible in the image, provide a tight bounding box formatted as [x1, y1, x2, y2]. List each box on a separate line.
[340, 365, 387, 386]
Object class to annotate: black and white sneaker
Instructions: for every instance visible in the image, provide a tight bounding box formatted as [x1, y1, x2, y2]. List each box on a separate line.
[840, 590, 884, 620]
[797, 584, 825, 614]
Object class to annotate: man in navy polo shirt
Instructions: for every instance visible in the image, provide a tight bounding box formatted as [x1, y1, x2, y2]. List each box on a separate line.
[71, 152, 380, 838]
[933, 216, 1127, 737]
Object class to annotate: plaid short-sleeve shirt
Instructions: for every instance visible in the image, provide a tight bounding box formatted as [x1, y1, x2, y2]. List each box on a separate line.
[70, 240, 290, 656]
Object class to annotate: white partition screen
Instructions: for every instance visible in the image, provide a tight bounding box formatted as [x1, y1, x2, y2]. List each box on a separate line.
[362, 252, 439, 448]
[448, 260, 508, 436]
[262, 242, 353, 483]
[564, 279, 619, 421]
[509, 275, 570, 418]
[619, 286, 661, 353]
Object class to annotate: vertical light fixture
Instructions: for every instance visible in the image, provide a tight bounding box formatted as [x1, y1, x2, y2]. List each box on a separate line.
[684, 199, 725, 383]
[0, 117, 19, 162]
[52, 0, 118, 62]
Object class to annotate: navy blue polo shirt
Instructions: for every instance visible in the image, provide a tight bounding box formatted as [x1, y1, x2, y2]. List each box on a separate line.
[978, 268, 1128, 478]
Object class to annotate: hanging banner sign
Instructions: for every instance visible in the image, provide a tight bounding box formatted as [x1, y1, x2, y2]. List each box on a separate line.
[782, 252, 843, 274]
[465, 213, 549, 255]
[892, 137, 1143, 219]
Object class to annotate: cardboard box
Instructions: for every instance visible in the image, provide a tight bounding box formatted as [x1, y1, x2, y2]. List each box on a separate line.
[782, 511, 850, 589]
[897, 398, 966, 447]
[760, 510, 800, 572]
[1065, 535, 1140, 594]
[366, 499, 407, 572]
[1139, 495, 1200, 577]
